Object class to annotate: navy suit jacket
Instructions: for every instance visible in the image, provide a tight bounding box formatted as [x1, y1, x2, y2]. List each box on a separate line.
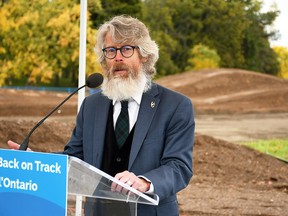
[64, 83, 195, 215]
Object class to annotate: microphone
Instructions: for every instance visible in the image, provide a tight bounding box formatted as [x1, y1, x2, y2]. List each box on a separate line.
[19, 73, 103, 151]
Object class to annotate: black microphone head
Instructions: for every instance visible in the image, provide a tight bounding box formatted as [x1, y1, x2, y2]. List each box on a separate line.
[86, 73, 103, 88]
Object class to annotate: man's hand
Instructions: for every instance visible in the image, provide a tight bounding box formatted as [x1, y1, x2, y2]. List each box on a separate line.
[7, 140, 32, 151]
[111, 171, 151, 193]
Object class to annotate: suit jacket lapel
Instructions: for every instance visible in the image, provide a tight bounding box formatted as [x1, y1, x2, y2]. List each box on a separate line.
[92, 96, 111, 167]
[129, 84, 160, 168]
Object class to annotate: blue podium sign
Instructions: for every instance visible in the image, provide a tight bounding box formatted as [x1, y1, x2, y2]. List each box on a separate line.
[0, 149, 68, 216]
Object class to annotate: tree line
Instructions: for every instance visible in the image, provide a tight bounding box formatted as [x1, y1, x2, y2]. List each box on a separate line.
[0, 0, 285, 86]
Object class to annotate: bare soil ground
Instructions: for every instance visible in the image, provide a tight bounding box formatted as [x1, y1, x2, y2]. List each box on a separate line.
[0, 68, 287, 215]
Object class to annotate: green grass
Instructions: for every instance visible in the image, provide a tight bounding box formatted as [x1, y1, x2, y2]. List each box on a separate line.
[241, 139, 288, 161]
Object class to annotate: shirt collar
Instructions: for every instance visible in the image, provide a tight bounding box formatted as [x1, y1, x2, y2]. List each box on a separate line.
[112, 92, 142, 105]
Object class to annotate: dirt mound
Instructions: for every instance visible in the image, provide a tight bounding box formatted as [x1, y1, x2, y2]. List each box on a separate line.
[178, 133, 288, 215]
[156, 68, 288, 114]
[0, 120, 287, 215]
[0, 89, 77, 116]
[0, 120, 74, 152]
[192, 134, 288, 188]
[1, 68, 287, 116]
[1, 120, 287, 188]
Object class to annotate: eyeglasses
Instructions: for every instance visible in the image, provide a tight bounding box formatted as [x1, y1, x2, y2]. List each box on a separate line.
[102, 45, 139, 59]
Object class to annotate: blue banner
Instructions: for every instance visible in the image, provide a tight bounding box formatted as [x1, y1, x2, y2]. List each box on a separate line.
[0, 149, 68, 216]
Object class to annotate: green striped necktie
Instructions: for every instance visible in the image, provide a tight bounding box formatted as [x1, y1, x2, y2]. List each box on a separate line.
[115, 100, 129, 148]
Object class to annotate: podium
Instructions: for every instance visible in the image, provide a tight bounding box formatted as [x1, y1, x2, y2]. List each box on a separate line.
[0, 149, 158, 216]
[67, 156, 159, 216]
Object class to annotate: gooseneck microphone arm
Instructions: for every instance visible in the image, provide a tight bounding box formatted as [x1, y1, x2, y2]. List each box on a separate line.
[19, 85, 85, 150]
[19, 73, 103, 151]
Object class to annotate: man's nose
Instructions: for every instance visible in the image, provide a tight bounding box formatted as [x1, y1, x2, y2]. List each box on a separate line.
[114, 50, 123, 62]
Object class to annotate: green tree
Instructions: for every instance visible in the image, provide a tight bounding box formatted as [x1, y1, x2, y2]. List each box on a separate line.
[242, 0, 280, 75]
[142, 0, 280, 76]
[167, 0, 203, 72]
[89, 0, 142, 29]
[186, 44, 220, 71]
[1, 0, 281, 86]
[193, 0, 249, 68]
[273, 46, 288, 79]
[0, 0, 102, 87]
[142, 0, 205, 76]
[142, 0, 180, 76]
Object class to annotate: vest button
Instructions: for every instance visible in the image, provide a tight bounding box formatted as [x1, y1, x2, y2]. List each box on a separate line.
[116, 157, 122, 162]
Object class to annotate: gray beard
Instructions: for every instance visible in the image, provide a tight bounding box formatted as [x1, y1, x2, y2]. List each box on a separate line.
[101, 69, 152, 101]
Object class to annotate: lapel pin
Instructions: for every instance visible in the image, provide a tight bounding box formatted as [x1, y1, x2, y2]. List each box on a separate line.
[150, 101, 155, 108]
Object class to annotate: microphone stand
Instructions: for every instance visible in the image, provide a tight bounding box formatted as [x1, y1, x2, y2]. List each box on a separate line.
[19, 85, 86, 151]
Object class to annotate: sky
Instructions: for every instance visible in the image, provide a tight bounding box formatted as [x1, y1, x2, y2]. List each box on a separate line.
[261, 0, 288, 47]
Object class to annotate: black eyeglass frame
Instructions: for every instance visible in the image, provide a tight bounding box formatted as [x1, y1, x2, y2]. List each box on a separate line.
[102, 45, 139, 59]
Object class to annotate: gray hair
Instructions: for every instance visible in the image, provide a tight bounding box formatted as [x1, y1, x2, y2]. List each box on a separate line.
[95, 15, 159, 76]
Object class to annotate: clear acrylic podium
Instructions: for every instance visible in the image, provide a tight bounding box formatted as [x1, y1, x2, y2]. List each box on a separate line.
[67, 156, 159, 216]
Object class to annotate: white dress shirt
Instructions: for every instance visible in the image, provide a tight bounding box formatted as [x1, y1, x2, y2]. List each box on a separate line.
[112, 93, 142, 131]
[112, 93, 154, 193]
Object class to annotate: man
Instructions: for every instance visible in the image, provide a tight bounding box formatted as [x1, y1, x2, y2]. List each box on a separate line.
[8, 15, 195, 215]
